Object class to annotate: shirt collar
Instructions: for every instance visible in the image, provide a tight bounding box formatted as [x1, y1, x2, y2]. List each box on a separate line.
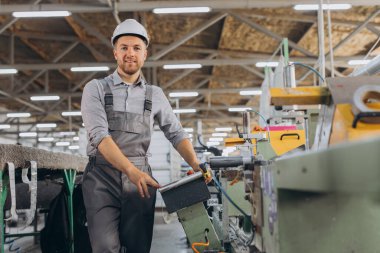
[111, 70, 146, 89]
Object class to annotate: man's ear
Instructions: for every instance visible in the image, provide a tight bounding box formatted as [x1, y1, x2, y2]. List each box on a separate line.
[113, 48, 117, 60]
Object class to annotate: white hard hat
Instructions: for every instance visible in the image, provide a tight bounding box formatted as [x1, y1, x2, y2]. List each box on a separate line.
[111, 19, 149, 46]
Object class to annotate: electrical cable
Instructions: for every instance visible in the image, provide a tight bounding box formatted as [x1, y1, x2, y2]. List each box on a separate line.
[291, 62, 325, 83]
[247, 109, 271, 143]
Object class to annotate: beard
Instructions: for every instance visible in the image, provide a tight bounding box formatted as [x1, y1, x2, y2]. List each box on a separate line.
[119, 61, 140, 75]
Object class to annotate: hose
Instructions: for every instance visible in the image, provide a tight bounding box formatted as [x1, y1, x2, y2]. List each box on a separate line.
[212, 175, 255, 246]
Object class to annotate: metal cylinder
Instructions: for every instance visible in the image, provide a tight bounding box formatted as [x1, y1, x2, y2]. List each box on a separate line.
[242, 111, 251, 135]
[209, 156, 244, 169]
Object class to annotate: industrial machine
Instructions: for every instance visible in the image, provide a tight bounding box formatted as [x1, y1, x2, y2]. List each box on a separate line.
[160, 73, 380, 253]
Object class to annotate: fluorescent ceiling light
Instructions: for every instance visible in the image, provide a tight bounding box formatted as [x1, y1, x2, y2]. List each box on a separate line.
[215, 127, 232, 132]
[59, 131, 76, 136]
[184, 128, 194, 133]
[228, 107, 251, 112]
[7, 112, 31, 118]
[207, 141, 220, 146]
[240, 90, 262, 96]
[153, 7, 211, 14]
[212, 133, 228, 137]
[12, 11, 71, 18]
[294, 4, 352, 10]
[36, 123, 57, 128]
[169, 92, 199, 98]
[30, 95, 60, 101]
[0, 68, 18, 74]
[209, 137, 224, 142]
[62, 111, 82, 116]
[39, 137, 54, 142]
[70, 66, 110, 72]
[255, 62, 279, 68]
[69, 145, 80, 150]
[173, 108, 196, 113]
[163, 64, 202, 69]
[73, 136, 79, 141]
[19, 132, 37, 137]
[0, 124, 11, 129]
[56, 141, 70, 146]
[348, 60, 371, 66]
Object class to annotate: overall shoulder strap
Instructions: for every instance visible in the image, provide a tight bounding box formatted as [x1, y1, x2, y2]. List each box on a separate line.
[98, 79, 113, 113]
[144, 84, 152, 116]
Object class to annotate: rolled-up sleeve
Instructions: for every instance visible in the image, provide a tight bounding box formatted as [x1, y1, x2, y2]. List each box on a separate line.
[81, 79, 110, 151]
[154, 87, 189, 147]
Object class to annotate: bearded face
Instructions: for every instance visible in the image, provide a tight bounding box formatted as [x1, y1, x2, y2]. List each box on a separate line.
[113, 36, 147, 77]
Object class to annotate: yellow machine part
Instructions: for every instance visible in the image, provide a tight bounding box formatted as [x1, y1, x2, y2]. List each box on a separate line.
[329, 104, 380, 145]
[224, 130, 306, 156]
[270, 87, 331, 106]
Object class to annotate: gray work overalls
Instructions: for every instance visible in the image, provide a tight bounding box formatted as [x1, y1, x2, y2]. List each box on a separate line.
[82, 79, 156, 253]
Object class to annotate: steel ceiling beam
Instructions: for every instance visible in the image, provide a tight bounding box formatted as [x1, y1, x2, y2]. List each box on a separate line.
[149, 13, 227, 60]
[2, 55, 363, 71]
[161, 53, 218, 90]
[0, 1, 375, 14]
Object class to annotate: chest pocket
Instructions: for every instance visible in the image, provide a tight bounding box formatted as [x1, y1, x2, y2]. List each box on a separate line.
[107, 111, 145, 134]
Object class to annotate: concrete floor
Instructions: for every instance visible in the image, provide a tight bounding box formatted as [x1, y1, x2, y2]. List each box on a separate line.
[4, 212, 192, 253]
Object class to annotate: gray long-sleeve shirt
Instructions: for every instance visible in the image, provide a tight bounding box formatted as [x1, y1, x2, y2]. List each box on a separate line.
[81, 70, 189, 156]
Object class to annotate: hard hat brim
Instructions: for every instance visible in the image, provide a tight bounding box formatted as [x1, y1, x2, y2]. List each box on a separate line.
[112, 33, 149, 47]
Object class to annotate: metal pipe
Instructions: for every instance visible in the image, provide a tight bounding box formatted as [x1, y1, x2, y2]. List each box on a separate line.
[317, 0, 326, 84]
[242, 111, 250, 135]
[351, 54, 380, 76]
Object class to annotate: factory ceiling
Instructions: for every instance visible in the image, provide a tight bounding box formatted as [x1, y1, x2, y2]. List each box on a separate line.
[0, 0, 379, 135]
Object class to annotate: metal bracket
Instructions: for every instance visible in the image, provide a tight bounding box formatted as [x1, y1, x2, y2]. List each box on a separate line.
[18, 161, 38, 228]
[6, 162, 18, 223]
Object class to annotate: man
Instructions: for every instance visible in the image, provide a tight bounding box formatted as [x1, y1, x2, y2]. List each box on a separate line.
[81, 19, 209, 253]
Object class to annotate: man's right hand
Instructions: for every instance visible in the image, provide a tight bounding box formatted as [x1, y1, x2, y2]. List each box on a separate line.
[125, 165, 161, 198]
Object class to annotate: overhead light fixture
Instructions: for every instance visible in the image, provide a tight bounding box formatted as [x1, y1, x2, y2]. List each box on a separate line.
[19, 132, 37, 137]
[56, 141, 70, 146]
[69, 145, 80, 150]
[30, 95, 60, 101]
[215, 127, 232, 132]
[12, 11, 72, 18]
[163, 64, 202, 70]
[59, 131, 76, 136]
[36, 123, 57, 128]
[73, 136, 79, 141]
[153, 7, 211, 14]
[255, 62, 279, 68]
[173, 108, 196, 113]
[239, 90, 262, 96]
[62, 111, 82, 116]
[293, 4, 352, 10]
[0, 68, 18, 74]
[0, 124, 11, 129]
[209, 137, 223, 142]
[169, 92, 199, 98]
[207, 141, 220, 146]
[70, 66, 110, 72]
[228, 107, 251, 112]
[38, 137, 55, 142]
[348, 59, 372, 66]
[212, 133, 228, 137]
[7, 112, 31, 118]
